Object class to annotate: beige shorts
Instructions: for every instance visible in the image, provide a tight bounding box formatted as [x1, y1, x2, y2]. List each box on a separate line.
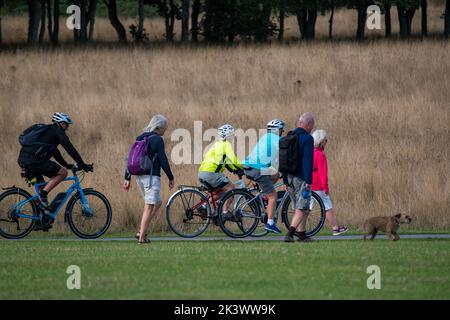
[136, 175, 161, 205]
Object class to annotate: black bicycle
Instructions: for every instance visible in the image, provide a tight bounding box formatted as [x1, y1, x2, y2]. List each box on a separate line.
[216, 180, 326, 238]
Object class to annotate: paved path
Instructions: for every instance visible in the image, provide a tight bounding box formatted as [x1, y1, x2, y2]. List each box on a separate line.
[10, 234, 450, 241]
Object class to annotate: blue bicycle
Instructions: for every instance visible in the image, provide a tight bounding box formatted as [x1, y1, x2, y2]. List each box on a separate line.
[0, 165, 112, 239]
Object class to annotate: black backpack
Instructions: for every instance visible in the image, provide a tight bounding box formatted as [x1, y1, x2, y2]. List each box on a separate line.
[19, 124, 56, 161]
[278, 131, 300, 175]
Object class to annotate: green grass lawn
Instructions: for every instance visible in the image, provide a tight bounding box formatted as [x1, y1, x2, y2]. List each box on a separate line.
[1, 239, 449, 300]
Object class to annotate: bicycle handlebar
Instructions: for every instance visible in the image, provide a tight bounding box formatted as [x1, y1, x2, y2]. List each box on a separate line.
[72, 163, 94, 174]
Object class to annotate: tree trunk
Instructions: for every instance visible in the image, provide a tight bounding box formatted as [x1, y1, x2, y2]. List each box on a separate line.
[104, 0, 127, 43]
[304, 6, 317, 40]
[421, 0, 427, 36]
[169, 0, 175, 41]
[0, 0, 3, 46]
[164, 0, 176, 41]
[296, 3, 307, 39]
[329, 2, 334, 39]
[73, 0, 80, 43]
[356, 1, 368, 41]
[47, 0, 53, 42]
[181, 0, 189, 42]
[39, 0, 47, 43]
[227, 0, 237, 43]
[79, 0, 88, 43]
[445, 0, 449, 38]
[397, 3, 407, 38]
[405, 8, 416, 36]
[384, 0, 391, 37]
[279, 0, 285, 42]
[88, 0, 97, 41]
[51, 0, 59, 44]
[256, 2, 272, 42]
[191, 0, 200, 42]
[135, 0, 144, 42]
[28, 0, 42, 45]
[204, 0, 212, 41]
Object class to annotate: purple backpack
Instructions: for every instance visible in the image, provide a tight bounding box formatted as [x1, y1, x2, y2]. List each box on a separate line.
[127, 134, 157, 176]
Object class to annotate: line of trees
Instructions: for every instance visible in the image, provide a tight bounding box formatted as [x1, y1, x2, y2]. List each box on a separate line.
[0, 0, 449, 46]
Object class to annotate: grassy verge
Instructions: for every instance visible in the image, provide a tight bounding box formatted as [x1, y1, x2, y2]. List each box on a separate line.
[1, 239, 449, 299]
[22, 226, 450, 239]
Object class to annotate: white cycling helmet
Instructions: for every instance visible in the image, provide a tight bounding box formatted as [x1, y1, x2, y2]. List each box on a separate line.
[52, 112, 73, 125]
[267, 119, 285, 130]
[218, 124, 235, 140]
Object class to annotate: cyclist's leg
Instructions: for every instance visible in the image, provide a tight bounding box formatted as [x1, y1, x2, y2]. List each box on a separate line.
[27, 161, 67, 205]
[246, 168, 277, 220]
[221, 182, 235, 212]
[42, 167, 68, 194]
[198, 172, 232, 211]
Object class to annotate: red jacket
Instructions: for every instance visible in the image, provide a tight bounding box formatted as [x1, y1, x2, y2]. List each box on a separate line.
[312, 147, 329, 193]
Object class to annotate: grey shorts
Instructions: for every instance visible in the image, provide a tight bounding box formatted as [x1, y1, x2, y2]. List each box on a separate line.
[314, 190, 333, 211]
[244, 167, 275, 194]
[198, 171, 230, 190]
[136, 175, 161, 205]
[287, 175, 311, 211]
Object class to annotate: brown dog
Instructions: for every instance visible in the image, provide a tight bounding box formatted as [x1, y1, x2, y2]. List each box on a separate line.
[363, 213, 412, 241]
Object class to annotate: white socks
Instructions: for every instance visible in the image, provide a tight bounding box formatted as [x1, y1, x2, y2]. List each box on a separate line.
[268, 219, 275, 226]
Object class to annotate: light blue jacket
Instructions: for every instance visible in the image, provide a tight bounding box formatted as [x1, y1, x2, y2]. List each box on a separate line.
[243, 133, 280, 170]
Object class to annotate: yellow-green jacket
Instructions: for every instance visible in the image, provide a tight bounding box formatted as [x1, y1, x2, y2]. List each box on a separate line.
[198, 140, 242, 173]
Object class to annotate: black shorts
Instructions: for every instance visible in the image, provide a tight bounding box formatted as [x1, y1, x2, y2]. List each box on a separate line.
[24, 160, 61, 182]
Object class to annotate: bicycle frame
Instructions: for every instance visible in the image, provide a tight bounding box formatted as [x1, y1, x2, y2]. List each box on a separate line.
[169, 185, 223, 215]
[235, 181, 289, 221]
[13, 174, 91, 221]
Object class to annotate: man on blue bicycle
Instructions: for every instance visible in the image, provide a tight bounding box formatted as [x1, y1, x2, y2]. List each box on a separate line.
[242, 119, 285, 234]
[17, 113, 92, 208]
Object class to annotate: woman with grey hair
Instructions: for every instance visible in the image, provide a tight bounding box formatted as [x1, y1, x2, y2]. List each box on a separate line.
[123, 114, 175, 244]
[311, 129, 348, 236]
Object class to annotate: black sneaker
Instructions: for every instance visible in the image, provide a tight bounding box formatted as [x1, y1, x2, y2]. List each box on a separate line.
[298, 237, 315, 243]
[38, 194, 49, 209]
[284, 233, 295, 243]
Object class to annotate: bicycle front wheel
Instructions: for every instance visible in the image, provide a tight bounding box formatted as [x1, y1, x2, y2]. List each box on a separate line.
[281, 191, 326, 238]
[216, 189, 260, 238]
[66, 189, 112, 239]
[0, 188, 38, 239]
[166, 188, 211, 238]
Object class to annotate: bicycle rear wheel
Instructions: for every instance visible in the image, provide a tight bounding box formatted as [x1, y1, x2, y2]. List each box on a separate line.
[216, 189, 260, 238]
[166, 188, 211, 238]
[0, 188, 38, 239]
[281, 191, 326, 238]
[66, 189, 112, 239]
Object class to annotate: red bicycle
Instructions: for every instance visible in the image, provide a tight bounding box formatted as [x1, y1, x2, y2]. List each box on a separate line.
[165, 178, 244, 238]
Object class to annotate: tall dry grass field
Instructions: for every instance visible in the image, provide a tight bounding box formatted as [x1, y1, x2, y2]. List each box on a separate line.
[1, 14, 449, 234]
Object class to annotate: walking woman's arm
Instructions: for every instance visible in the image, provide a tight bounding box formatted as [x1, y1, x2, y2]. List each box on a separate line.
[123, 165, 131, 191]
[156, 139, 174, 182]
